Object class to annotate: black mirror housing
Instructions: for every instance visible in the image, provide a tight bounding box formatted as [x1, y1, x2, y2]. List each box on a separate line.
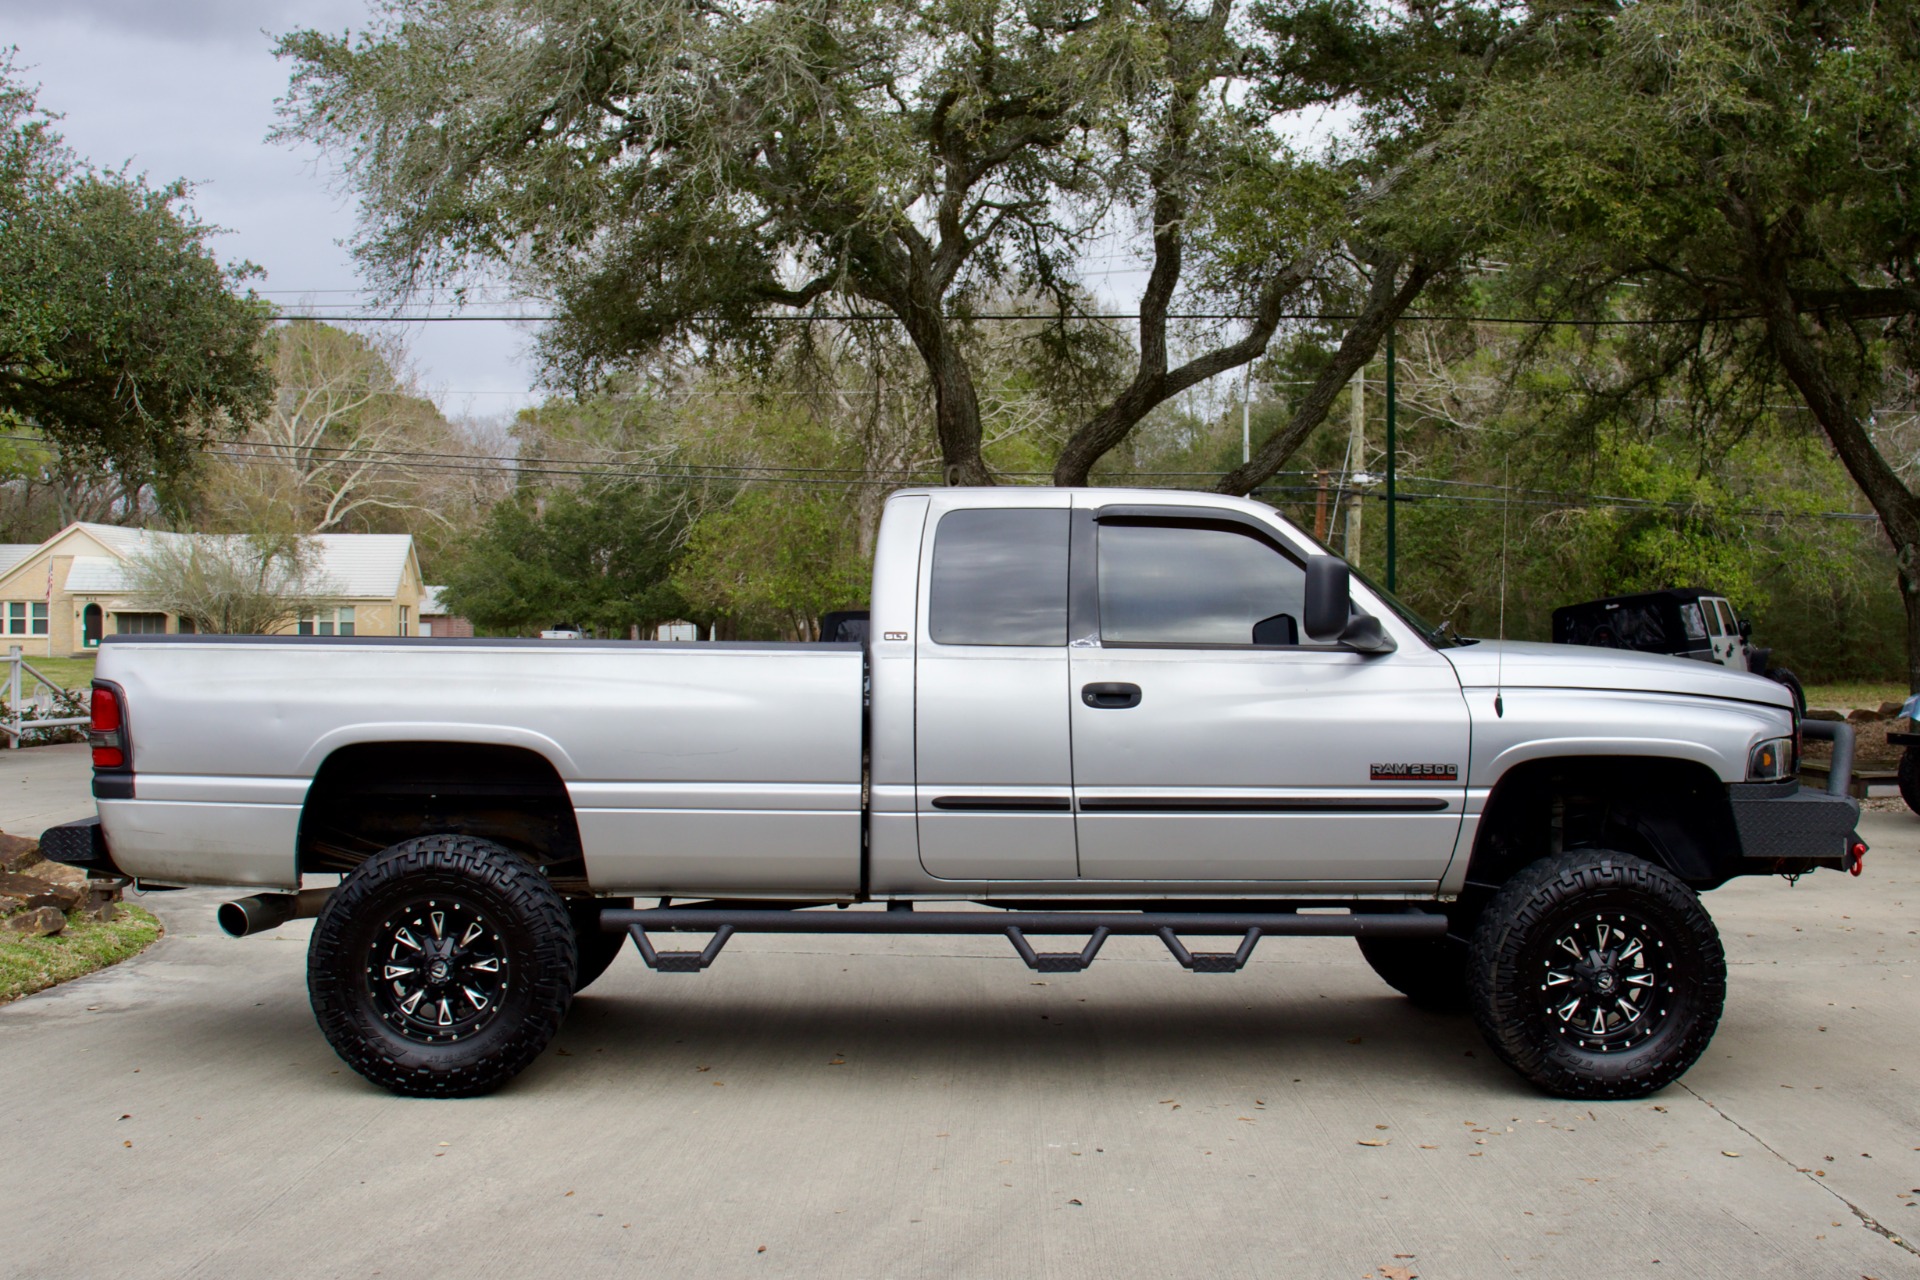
[1303, 556, 1350, 641]
[1337, 613, 1397, 654]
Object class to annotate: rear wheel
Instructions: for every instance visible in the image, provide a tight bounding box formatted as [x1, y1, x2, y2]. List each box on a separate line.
[1357, 934, 1470, 1012]
[1765, 667, 1806, 719]
[569, 898, 633, 993]
[1469, 850, 1724, 1100]
[308, 835, 576, 1098]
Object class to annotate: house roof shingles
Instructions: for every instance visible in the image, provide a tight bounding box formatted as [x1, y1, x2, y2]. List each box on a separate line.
[42, 525, 414, 600]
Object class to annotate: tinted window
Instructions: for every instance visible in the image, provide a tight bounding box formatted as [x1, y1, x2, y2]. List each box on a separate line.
[1098, 522, 1304, 645]
[1680, 602, 1708, 642]
[928, 509, 1069, 646]
[1703, 600, 1724, 636]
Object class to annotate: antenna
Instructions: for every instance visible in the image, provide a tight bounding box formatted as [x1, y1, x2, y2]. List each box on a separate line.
[1495, 454, 1509, 718]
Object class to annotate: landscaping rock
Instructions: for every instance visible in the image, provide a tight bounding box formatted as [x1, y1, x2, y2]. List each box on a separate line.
[7, 905, 66, 936]
[1847, 707, 1885, 724]
[0, 831, 40, 873]
[0, 870, 59, 900]
[0, 892, 23, 918]
[1879, 700, 1907, 719]
[1803, 707, 1846, 722]
[19, 880, 83, 912]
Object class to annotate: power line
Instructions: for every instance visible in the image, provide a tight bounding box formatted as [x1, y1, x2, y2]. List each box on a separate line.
[272, 309, 1745, 328]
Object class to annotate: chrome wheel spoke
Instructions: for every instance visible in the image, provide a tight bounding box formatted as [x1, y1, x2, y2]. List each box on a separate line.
[366, 897, 508, 1044]
[1540, 909, 1676, 1053]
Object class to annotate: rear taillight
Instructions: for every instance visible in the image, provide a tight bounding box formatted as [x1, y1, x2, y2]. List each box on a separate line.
[90, 684, 125, 769]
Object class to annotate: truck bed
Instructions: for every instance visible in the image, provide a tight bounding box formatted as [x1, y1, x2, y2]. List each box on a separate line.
[93, 636, 867, 894]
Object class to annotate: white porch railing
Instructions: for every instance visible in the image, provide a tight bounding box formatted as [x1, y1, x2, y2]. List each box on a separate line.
[3, 645, 89, 748]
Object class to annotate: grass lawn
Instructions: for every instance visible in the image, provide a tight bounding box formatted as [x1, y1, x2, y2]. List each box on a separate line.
[11, 654, 96, 693]
[1802, 682, 1909, 711]
[0, 904, 161, 1004]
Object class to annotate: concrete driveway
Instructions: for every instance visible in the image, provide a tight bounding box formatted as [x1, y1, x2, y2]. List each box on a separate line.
[0, 771, 1914, 1278]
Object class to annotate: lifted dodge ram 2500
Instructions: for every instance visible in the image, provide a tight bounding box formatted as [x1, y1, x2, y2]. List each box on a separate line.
[40, 488, 1865, 1100]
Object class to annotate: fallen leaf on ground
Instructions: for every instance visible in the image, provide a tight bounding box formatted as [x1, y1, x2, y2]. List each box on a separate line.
[1357, 1139, 1390, 1147]
[1722, 1151, 1741, 1158]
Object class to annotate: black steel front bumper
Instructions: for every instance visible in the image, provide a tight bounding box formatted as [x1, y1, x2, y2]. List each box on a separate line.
[1729, 782, 1863, 875]
[37, 817, 123, 877]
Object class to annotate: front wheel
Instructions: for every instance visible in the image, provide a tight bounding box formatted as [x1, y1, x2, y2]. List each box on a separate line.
[1898, 748, 1920, 816]
[308, 835, 576, 1098]
[1469, 850, 1724, 1100]
[1357, 934, 1470, 1013]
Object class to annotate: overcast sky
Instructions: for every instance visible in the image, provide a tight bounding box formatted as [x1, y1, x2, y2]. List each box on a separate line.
[3, 1, 1279, 429]
[3, 0, 544, 424]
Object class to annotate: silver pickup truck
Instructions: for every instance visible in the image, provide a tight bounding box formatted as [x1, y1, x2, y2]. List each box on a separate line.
[41, 487, 1864, 1100]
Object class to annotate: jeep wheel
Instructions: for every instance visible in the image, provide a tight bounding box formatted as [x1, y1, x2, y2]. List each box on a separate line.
[308, 835, 576, 1098]
[1469, 851, 1725, 1100]
[570, 897, 633, 993]
[1357, 934, 1470, 1013]
[1764, 666, 1806, 719]
[1898, 748, 1920, 816]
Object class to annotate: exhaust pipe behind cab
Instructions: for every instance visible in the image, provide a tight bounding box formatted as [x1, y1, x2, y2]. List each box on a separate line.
[217, 888, 334, 938]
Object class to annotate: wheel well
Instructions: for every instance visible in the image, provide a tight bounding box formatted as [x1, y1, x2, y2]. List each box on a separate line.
[1463, 756, 1740, 896]
[298, 742, 586, 890]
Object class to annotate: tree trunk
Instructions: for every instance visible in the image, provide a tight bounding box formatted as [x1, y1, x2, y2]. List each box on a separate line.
[884, 270, 991, 486]
[1215, 258, 1432, 497]
[1755, 279, 1920, 693]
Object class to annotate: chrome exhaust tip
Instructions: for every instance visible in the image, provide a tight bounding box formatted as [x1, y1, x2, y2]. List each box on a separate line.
[217, 888, 333, 938]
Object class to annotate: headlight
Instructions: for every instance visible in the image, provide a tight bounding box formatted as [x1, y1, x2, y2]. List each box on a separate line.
[1748, 736, 1795, 781]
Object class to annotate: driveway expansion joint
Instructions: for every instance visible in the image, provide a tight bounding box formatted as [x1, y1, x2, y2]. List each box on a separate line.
[1676, 1082, 1918, 1258]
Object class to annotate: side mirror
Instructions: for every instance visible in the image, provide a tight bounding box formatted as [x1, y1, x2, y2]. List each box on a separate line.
[1337, 614, 1397, 654]
[1738, 618, 1753, 640]
[1303, 556, 1350, 641]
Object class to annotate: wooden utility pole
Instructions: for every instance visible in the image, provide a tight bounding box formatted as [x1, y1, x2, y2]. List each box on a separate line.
[1344, 367, 1365, 567]
[1313, 470, 1330, 542]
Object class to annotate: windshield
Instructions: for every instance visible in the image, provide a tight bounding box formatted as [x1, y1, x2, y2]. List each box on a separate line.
[1260, 504, 1469, 648]
[1345, 560, 1472, 648]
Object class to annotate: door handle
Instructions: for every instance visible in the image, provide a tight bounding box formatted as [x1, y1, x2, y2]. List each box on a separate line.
[1082, 682, 1142, 709]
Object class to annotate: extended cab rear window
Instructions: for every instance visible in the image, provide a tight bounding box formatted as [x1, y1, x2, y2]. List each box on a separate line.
[928, 508, 1069, 646]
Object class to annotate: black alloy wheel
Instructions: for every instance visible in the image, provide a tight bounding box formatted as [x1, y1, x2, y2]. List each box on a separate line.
[308, 835, 576, 1097]
[1469, 850, 1725, 1100]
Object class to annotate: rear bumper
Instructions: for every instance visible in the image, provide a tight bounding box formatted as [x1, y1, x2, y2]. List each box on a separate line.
[1728, 782, 1863, 875]
[37, 817, 123, 877]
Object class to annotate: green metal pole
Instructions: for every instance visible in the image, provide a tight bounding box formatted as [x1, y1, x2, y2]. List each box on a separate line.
[1385, 325, 1397, 593]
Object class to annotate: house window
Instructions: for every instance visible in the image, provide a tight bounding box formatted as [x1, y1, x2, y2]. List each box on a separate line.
[177, 616, 197, 635]
[399, 606, 409, 637]
[5, 603, 44, 635]
[297, 606, 356, 637]
[115, 612, 168, 635]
